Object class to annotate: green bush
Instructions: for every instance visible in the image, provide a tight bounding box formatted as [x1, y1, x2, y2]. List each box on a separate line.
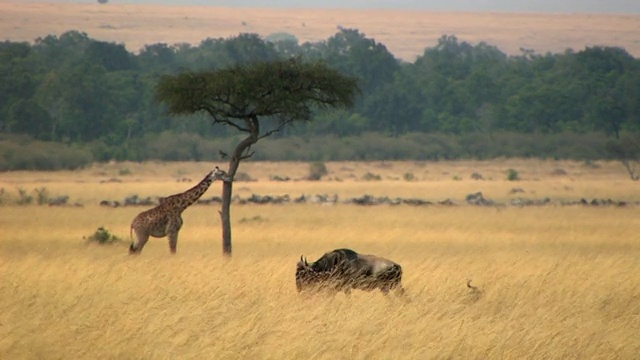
[0, 136, 93, 171]
[506, 168, 520, 181]
[34, 187, 49, 205]
[16, 187, 32, 205]
[86, 227, 121, 245]
[234, 172, 254, 182]
[308, 162, 328, 180]
[118, 167, 132, 176]
[362, 172, 382, 181]
[0, 131, 630, 168]
[140, 131, 222, 161]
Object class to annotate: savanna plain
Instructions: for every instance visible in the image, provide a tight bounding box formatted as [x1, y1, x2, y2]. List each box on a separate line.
[2, 2, 640, 359]
[1, 1, 640, 60]
[1, 159, 640, 359]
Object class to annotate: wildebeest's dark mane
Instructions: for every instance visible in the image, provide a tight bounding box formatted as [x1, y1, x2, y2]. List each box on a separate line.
[310, 248, 358, 272]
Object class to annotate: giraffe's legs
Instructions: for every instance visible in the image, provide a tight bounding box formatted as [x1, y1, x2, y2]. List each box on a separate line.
[130, 227, 150, 255]
[167, 217, 183, 254]
[168, 231, 179, 254]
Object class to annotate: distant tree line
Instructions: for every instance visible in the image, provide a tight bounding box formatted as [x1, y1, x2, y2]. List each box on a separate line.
[0, 29, 639, 169]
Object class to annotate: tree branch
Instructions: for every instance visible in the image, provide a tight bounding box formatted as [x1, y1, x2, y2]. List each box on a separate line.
[258, 118, 296, 139]
[223, 119, 251, 133]
[239, 151, 255, 160]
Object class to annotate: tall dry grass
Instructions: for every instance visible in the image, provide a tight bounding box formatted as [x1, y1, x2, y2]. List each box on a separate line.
[1, 160, 640, 358]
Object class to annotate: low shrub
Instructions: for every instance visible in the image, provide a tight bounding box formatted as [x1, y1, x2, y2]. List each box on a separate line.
[17, 187, 32, 205]
[308, 162, 328, 180]
[0, 135, 93, 171]
[362, 172, 382, 181]
[86, 226, 122, 245]
[34, 187, 49, 205]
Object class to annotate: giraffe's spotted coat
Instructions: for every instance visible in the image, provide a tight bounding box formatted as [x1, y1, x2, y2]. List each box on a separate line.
[129, 169, 224, 254]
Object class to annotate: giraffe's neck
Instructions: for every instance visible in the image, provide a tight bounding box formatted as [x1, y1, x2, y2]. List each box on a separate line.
[164, 171, 214, 212]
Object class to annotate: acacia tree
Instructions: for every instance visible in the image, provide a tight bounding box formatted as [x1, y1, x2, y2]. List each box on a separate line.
[156, 57, 359, 256]
[605, 135, 640, 181]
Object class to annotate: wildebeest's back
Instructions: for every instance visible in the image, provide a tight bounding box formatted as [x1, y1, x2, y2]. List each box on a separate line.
[356, 254, 398, 275]
[348, 254, 403, 291]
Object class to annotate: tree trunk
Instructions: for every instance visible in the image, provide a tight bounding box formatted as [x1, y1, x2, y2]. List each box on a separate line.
[220, 180, 233, 255]
[621, 159, 640, 181]
[218, 116, 259, 257]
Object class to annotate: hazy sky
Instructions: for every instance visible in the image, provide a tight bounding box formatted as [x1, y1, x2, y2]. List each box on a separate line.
[53, 0, 640, 13]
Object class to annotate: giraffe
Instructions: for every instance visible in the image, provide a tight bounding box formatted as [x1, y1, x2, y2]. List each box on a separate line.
[129, 166, 229, 254]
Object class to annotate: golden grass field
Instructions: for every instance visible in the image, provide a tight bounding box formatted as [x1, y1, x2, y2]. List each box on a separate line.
[2, 3, 640, 358]
[1, 1, 640, 61]
[1, 159, 640, 359]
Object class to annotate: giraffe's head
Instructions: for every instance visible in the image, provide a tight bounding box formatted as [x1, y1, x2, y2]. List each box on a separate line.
[213, 166, 230, 182]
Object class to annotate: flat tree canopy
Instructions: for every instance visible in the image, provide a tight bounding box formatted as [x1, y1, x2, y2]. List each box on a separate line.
[156, 57, 359, 135]
[155, 57, 359, 256]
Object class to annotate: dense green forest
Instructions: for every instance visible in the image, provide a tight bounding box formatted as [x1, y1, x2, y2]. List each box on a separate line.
[1, 29, 639, 170]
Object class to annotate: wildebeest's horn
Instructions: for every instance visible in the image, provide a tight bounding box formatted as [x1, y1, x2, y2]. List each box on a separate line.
[303, 256, 309, 266]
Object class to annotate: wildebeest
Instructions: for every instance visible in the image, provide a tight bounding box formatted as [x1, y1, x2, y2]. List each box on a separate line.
[296, 248, 404, 295]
